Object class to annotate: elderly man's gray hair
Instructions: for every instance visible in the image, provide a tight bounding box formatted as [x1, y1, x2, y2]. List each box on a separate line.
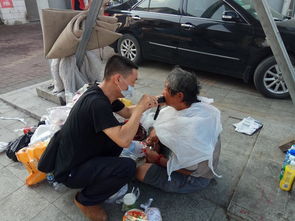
[166, 67, 201, 106]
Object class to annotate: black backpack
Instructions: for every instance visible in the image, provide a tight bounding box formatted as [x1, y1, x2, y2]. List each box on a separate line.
[6, 132, 33, 162]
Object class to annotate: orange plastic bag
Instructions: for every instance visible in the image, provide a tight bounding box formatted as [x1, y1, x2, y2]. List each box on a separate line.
[16, 141, 48, 186]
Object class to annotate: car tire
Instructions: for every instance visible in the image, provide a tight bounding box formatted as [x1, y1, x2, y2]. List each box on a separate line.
[254, 56, 293, 99]
[117, 34, 142, 64]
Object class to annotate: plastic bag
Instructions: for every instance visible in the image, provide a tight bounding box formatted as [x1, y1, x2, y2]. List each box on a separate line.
[29, 125, 56, 146]
[105, 184, 128, 204]
[6, 132, 33, 162]
[0, 142, 8, 153]
[146, 208, 162, 221]
[121, 141, 145, 161]
[47, 106, 71, 127]
[16, 141, 48, 185]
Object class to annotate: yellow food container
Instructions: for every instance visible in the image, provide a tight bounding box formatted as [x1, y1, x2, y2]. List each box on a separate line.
[119, 98, 133, 107]
[280, 164, 295, 191]
[16, 141, 48, 186]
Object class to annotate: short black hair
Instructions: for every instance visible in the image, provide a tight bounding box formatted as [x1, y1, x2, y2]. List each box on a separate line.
[104, 55, 138, 80]
[166, 67, 201, 106]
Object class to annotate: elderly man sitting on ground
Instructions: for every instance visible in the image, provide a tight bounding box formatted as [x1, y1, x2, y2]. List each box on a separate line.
[136, 67, 222, 193]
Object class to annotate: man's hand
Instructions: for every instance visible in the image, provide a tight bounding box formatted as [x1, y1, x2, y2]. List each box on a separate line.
[135, 95, 158, 113]
[146, 128, 159, 146]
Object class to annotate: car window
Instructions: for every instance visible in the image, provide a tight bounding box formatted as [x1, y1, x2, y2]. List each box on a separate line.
[187, 0, 221, 17]
[149, 0, 181, 15]
[202, 1, 232, 20]
[133, 0, 149, 11]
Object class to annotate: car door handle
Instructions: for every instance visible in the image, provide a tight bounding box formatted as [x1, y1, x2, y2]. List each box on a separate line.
[181, 23, 193, 29]
[132, 16, 141, 20]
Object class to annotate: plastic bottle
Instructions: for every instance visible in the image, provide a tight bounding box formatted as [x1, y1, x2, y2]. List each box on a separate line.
[280, 164, 295, 191]
[279, 149, 295, 180]
[52, 181, 67, 192]
[47, 172, 55, 185]
[47, 173, 67, 192]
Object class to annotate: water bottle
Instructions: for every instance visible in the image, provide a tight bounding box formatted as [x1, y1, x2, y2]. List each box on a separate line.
[52, 181, 67, 192]
[47, 172, 55, 185]
[280, 149, 295, 180]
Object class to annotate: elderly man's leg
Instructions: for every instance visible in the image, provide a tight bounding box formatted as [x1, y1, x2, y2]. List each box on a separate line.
[136, 163, 210, 193]
[136, 163, 152, 181]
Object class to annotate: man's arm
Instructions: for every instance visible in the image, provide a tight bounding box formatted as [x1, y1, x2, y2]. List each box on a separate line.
[116, 105, 137, 119]
[103, 95, 158, 148]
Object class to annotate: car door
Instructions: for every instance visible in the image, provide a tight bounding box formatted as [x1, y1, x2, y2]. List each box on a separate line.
[130, 0, 183, 63]
[178, 0, 254, 77]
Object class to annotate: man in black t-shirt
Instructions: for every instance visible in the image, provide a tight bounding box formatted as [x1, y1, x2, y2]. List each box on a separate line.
[53, 55, 158, 221]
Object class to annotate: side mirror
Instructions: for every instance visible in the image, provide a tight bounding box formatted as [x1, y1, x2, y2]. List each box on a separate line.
[222, 10, 240, 22]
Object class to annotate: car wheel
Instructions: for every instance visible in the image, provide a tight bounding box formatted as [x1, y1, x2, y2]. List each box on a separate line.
[117, 34, 142, 64]
[254, 56, 293, 99]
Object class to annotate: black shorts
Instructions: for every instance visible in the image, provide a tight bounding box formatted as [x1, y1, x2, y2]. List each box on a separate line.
[143, 164, 211, 193]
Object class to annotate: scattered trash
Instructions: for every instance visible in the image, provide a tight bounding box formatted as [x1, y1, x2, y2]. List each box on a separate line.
[122, 187, 140, 212]
[122, 209, 148, 221]
[280, 164, 295, 191]
[278, 137, 295, 153]
[233, 116, 263, 135]
[140, 198, 162, 221]
[120, 141, 145, 161]
[0, 142, 8, 153]
[105, 184, 128, 204]
[140, 198, 153, 211]
[197, 96, 214, 104]
[29, 125, 55, 146]
[6, 132, 33, 162]
[145, 207, 162, 221]
[279, 145, 295, 191]
[279, 145, 295, 180]
[16, 141, 48, 186]
[46, 172, 67, 192]
[0, 116, 27, 125]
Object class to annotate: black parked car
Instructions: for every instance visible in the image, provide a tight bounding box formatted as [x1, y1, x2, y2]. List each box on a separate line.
[105, 0, 295, 98]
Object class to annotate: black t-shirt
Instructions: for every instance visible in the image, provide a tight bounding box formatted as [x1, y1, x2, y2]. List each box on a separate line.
[54, 85, 125, 181]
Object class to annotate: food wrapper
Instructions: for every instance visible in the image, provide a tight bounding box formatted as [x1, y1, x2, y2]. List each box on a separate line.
[122, 209, 148, 221]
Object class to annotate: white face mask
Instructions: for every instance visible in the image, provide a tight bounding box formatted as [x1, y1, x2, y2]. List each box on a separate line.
[121, 85, 134, 98]
[118, 78, 134, 98]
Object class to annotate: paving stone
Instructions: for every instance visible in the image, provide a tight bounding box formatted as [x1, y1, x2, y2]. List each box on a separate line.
[0, 167, 24, 202]
[6, 161, 28, 183]
[30, 204, 72, 221]
[228, 167, 289, 220]
[31, 181, 71, 204]
[0, 152, 14, 166]
[252, 134, 286, 164]
[134, 182, 217, 221]
[0, 185, 49, 221]
[192, 148, 248, 208]
[53, 189, 88, 221]
[210, 207, 230, 221]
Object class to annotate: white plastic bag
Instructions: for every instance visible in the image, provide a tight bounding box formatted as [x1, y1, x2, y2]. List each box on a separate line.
[47, 106, 71, 127]
[146, 208, 162, 221]
[153, 102, 222, 180]
[120, 141, 145, 161]
[105, 184, 128, 204]
[29, 125, 56, 145]
[0, 142, 8, 153]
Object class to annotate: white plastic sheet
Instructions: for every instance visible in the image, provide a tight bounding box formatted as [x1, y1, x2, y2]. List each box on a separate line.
[152, 102, 222, 180]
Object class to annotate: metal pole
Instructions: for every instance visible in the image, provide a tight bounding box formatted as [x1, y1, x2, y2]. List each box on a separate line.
[252, 0, 295, 105]
[75, 0, 104, 69]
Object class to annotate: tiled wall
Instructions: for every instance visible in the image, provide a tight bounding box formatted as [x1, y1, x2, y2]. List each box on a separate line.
[0, 0, 28, 25]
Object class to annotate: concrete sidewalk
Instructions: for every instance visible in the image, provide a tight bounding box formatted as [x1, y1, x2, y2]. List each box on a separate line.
[0, 59, 295, 221]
